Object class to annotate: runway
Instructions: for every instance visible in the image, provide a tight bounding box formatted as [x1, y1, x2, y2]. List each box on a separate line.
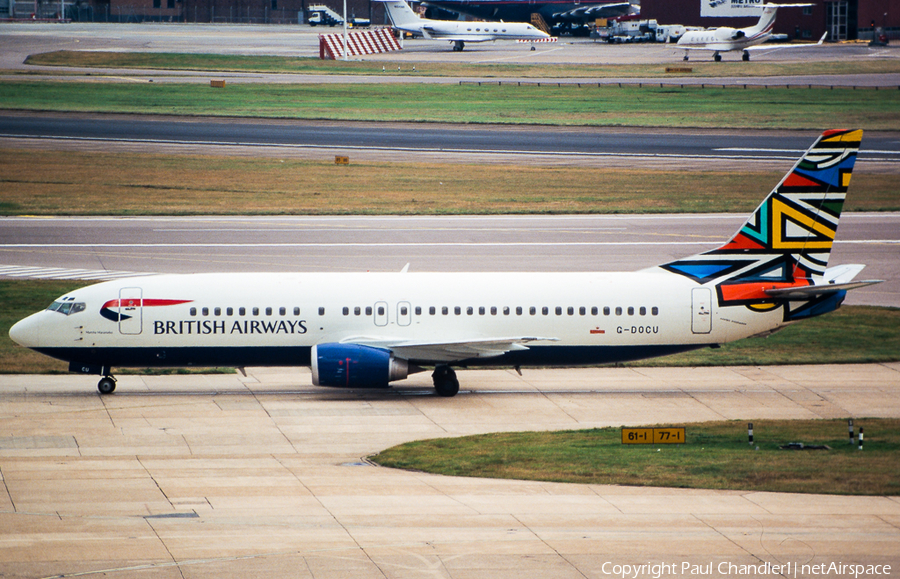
[1, 364, 899, 579]
[2, 213, 898, 306]
[3, 114, 900, 167]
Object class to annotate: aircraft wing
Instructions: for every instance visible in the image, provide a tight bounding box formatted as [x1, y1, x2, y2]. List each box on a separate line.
[745, 31, 827, 52]
[340, 335, 559, 362]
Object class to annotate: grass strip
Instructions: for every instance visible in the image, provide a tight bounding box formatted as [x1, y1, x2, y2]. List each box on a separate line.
[2, 81, 899, 130]
[22, 50, 900, 79]
[2, 149, 898, 215]
[372, 419, 900, 495]
[2, 280, 898, 374]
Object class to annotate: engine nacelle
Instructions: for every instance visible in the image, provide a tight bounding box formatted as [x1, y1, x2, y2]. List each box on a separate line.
[311, 343, 409, 388]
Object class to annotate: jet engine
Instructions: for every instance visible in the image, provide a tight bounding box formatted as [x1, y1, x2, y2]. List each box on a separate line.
[311, 343, 409, 388]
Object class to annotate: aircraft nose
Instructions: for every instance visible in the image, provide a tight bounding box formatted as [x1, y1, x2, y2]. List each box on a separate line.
[9, 314, 42, 348]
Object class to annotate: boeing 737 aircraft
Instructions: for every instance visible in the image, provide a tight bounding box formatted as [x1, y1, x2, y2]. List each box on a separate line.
[380, 0, 550, 51]
[10, 130, 880, 397]
[678, 3, 825, 61]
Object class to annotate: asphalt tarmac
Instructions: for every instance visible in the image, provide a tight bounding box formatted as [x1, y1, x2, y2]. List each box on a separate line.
[1, 364, 899, 579]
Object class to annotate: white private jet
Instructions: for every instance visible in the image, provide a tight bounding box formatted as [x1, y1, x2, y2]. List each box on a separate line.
[379, 0, 550, 51]
[677, 3, 826, 61]
[10, 130, 880, 397]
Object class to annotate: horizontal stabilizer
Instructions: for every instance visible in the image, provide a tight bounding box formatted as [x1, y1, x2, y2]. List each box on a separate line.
[764, 279, 883, 298]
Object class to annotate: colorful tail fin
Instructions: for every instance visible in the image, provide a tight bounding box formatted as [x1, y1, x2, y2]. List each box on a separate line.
[661, 129, 862, 287]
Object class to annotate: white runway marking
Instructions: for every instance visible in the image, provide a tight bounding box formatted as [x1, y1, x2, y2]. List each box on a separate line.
[0, 265, 153, 280]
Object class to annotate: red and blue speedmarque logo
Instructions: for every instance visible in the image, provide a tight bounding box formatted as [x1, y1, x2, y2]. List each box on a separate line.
[100, 299, 193, 322]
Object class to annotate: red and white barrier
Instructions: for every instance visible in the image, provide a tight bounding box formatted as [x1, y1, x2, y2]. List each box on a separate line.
[517, 37, 558, 43]
[319, 28, 402, 59]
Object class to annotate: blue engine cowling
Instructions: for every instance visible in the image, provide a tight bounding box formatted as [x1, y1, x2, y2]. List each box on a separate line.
[311, 343, 409, 388]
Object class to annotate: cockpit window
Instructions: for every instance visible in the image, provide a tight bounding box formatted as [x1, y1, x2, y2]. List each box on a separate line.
[46, 300, 86, 315]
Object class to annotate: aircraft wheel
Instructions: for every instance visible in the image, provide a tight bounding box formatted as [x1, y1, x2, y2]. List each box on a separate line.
[98, 376, 117, 394]
[713, 53, 722, 62]
[683, 54, 689, 61]
[742, 51, 750, 61]
[432, 365, 459, 397]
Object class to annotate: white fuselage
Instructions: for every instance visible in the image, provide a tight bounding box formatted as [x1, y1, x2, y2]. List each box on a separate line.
[396, 20, 548, 42]
[10, 270, 784, 371]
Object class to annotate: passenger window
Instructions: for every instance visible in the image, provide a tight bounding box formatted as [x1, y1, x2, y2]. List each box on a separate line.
[652, 307, 659, 316]
[579, 307, 585, 315]
[479, 306, 485, 315]
[454, 307, 461, 315]
[568, 307, 574, 316]
[366, 306, 373, 316]
[318, 307, 325, 316]
[280, 307, 286, 316]
[214, 307, 221, 316]
[467, 307, 474, 315]
[415, 306, 421, 315]
[400, 306, 408, 316]
[604, 307, 610, 316]
[294, 307, 300, 316]
[516, 307, 523, 315]
[190, 307, 197, 316]
[640, 307, 646, 316]
[628, 307, 634, 316]
[530, 307, 536, 315]
[591, 307, 598, 315]
[378, 306, 385, 316]
[343, 307, 349, 316]
[555, 307, 562, 316]
[226, 307, 233, 316]
[430, 306, 436, 315]
[355, 307, 361, 315]
[266, 307, 273, 316]
[615, 307, 622, 316]
[253, 307, 259, 316]
[442, 307, 448, 315]
[542, 307, 549, 315]
[239, 307, 245, 316]
[202, 307, 209, 316]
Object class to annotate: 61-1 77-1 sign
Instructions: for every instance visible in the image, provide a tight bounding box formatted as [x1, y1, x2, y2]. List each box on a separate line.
[621, 427, 685, 444]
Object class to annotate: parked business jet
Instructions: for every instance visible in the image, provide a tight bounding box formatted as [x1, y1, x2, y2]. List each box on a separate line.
[380, 0, 550, 51]
[10, 130, 880, 397]
[677, 3, 825, 61]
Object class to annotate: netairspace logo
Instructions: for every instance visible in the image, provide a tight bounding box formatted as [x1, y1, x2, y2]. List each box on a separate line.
[600, 561, 892, 579]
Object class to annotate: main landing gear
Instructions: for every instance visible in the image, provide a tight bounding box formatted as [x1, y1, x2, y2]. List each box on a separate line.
[452, 40, 465, 51]
[432, 365, 459, 397]
[98, 375, 117, 394]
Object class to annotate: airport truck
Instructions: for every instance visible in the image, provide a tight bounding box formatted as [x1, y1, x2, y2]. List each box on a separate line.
[307, 4, 370, 27]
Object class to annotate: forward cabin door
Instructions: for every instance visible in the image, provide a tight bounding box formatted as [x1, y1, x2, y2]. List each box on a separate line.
[118, 287, 143, 335]
[691, 287, 712, 334]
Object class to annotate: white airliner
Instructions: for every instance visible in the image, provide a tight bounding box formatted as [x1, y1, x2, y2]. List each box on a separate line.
[379, 0, 550, 51]
[9, 130, 880, 397]
[677, 3, 825, 61]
